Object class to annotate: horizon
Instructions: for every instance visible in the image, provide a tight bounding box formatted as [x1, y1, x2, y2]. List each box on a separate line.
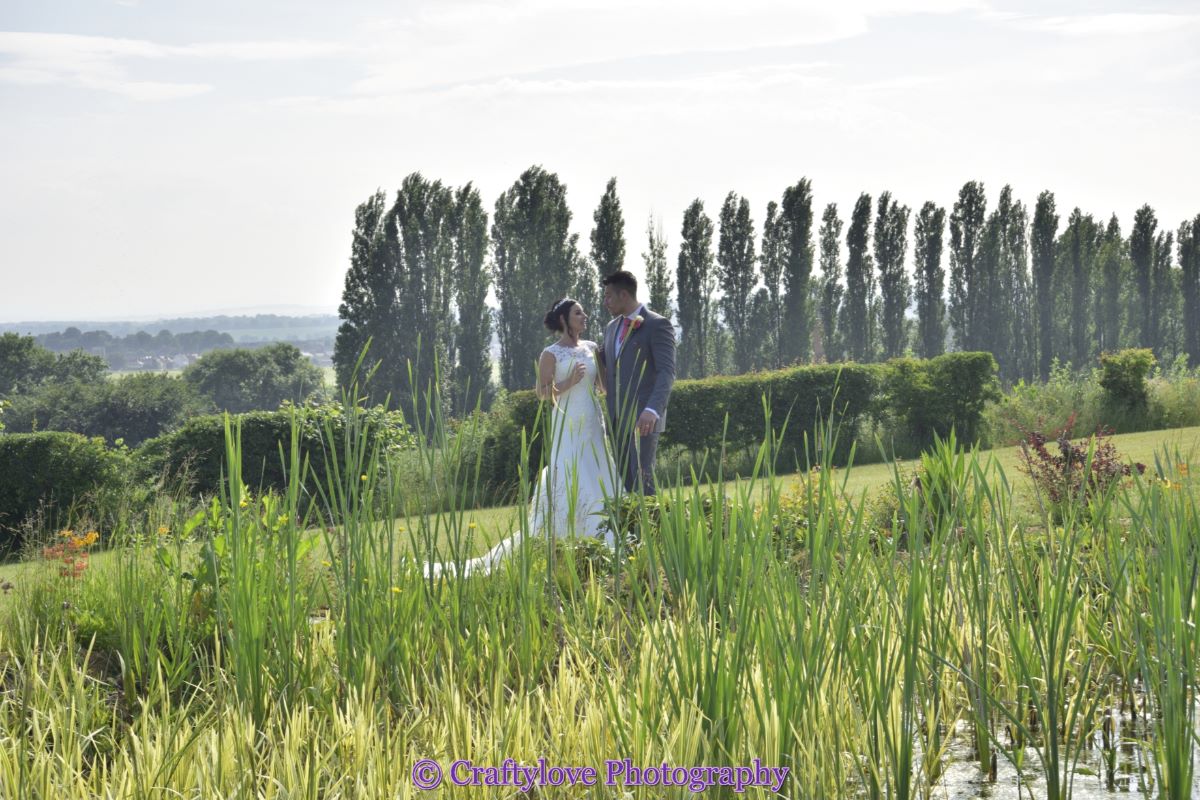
[2, 0, 1198, 320]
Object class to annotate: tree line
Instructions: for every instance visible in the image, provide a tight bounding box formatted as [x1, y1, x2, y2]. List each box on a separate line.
[335, 167, 1200, 416]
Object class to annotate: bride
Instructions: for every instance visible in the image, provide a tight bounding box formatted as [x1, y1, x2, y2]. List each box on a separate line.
[424, 297, 618, 578]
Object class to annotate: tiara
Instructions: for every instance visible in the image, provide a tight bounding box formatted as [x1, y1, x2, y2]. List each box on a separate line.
[551, 297, 575, 315]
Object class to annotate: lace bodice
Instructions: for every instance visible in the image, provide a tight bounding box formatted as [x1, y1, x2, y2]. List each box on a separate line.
[544, 340, 600, 418]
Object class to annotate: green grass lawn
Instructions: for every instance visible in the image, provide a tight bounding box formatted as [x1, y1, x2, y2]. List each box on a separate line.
[3, 425, 1197, 592]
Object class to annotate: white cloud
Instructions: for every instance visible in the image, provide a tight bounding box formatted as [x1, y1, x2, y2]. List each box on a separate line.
[0, 31, 344, 99]
[1013, 12, 1200, 37]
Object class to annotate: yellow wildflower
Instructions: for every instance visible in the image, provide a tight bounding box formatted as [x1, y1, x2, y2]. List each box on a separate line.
[322, 560, 332, 567]
[468, 522, 477, 529]
[391, 586, 401, 594]
[239, 498, 249, 508]
[360, 474, 367, 481]
[157, 526, 169, 537]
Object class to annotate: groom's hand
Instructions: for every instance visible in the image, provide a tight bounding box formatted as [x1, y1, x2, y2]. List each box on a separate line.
[636, 410, 657, 436]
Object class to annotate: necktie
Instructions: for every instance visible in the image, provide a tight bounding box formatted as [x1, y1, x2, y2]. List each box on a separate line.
[616, 316, 633, 354]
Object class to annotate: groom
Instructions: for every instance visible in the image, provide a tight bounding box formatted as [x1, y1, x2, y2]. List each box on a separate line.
[599, 270, 676, 496]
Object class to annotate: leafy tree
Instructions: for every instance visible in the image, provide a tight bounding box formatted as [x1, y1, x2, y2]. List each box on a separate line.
[1031, 191, 1059, 379]
[334, 190, 402, 402]
[393, 173, 456, 415]
[1180, 215, 1200, 368]
[642, 214, 673, 317]
[5, 373, 209, 446]
[841, 193, 874, 361]
[1060, 208, 1100, 368]
[981, 187, 1033, 381]
[0, 333, 106, 398]
[182, 343, 323, 414]
[1095, 215, 1126, 356]
[492, 166, 584, 391]
[913, 202, 947, 358]
[780, 179, 815, 365]
[1129, 204, 1158, 353]
[717, 192, 758, 370]
[677, 200, 715, 379]
[450, 183, 493, 414]
[817, 203, 844, 362]
[874, 191, 910, 359]
[1151, 229, 1177, 358]
[591, 177, 626, 276]
[948, 181, 988, 352]
[747, 288, 773, 370]
[759, 201, 785, 368]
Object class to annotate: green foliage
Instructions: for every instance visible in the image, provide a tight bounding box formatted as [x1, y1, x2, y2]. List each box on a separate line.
[1099, 347, 1156, 412]
[0, 432, 127, 550]
[4, 373, 210, 446]
[875, 191, 910, 359]
[642, 214, 673, 319]
[817, 202, 844, 362]
[718, 191, 758, 370]
[0, 333, 107, 397]
[780, 178, 815, 366]
[137, 401, 416, 500]
[913, 201, 947, 359]
[182, 342, 323, 414]
[676, 199, 715, 379]
[841, 193, 874, 361]
[492, 166, 588, 392]
[881, 352, 1000, 452]
[948, 181, 988, 353]
[1031, 191, 1060, 379]
[451, 183, 494, 415]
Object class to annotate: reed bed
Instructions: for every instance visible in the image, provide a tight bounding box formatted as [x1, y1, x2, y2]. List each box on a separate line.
[0, 388, 1197, 799]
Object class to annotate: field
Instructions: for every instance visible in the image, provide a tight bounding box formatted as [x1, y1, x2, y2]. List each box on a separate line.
[0, 420, 1198, 798]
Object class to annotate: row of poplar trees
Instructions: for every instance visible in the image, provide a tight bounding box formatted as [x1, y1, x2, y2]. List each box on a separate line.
[334, 167, 1200, 418]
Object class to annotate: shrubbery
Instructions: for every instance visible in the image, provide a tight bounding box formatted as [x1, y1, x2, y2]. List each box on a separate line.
[477, 353, 998, 497]
[137, 400, 417, 501]
[0, 432, 128, 552]
[4, 373, 211, 446]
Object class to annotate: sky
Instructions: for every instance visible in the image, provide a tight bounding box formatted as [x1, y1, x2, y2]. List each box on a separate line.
[1, 0, 1198, 322]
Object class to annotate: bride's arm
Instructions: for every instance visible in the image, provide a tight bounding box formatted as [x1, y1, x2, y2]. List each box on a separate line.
[536, 351, 557, 401]
[592, 343, 607, 395]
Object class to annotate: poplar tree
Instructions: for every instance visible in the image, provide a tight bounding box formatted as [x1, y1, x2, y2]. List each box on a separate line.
[913, 201, 946, 358]
[1095, 215, 1125, 356]
[1151, 230, 1176, 356]
[717, 192, 758, 370]
[1180, 215, 1200, 367]
[450, 183, 493, 413]
[780, 178, 815, 365]
[1060, 208, 1100, 368]
[334, 190, 400, 405]
[948, 181, 988, 352]
[1129, 204, 1158, 353]
[841, 193, 874, 361]
[818, 203, 844, 361]
[677, 200, 715, 378]
[642, 214, 673, 317]
[759, 201, 785, 368]
[874, 191, 910, 359]
[1031, 191, 1059, 379]
[591, 177, 626, 276]
[492, 166, 583, 391]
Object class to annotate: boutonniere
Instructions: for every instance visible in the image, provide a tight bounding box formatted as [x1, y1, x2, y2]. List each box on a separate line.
[630, 315, 644, 332]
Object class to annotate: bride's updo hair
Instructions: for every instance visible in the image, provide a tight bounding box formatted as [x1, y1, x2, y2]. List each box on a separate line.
[544, 297, 577, 332]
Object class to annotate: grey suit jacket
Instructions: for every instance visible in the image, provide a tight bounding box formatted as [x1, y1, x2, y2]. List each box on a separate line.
[600, 307, 676, 435]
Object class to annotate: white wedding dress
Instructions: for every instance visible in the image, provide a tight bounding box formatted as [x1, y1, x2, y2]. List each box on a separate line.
[424, 340, 618, 578]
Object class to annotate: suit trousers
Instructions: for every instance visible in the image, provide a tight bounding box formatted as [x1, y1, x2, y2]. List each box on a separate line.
[618, 430, 659, 496]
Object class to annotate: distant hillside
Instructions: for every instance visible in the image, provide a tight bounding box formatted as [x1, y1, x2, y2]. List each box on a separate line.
[1, 314, 340, 341]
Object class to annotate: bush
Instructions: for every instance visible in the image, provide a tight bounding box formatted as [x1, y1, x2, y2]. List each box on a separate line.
[182, 343, 324, 414]
[5, 373, 211, 446]
[0, 432, 127, 552]
[1099, 348, 1156, 416]
[136, 400, 417, 501]
[1017, 422, 1145, 523]
[881, 352, 1000, 453]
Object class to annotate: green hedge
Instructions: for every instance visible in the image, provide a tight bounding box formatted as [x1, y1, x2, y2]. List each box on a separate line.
[478, 356, 996, 493]
[880, 352, 1000, 449]
[136, 402, 416, 500]
[0, 432, 126, 552]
